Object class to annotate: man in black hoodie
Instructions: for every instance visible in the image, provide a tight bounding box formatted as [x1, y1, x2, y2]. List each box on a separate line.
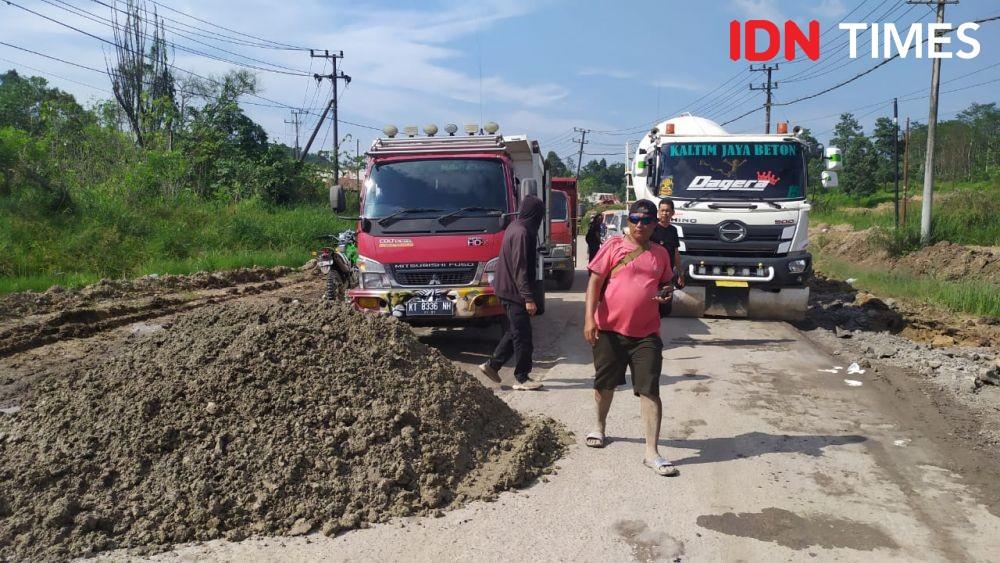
[478, 194, 544, 390]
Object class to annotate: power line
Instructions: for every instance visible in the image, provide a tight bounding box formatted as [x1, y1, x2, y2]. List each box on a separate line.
[145, 0, 310, 51]
[720, 13, 1000, 126]
[37, 0, 313, 76]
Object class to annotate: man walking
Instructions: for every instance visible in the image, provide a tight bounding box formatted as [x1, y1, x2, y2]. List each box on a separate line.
[479, 195, 544, 391]
[583, 199, 678, 476]
[650, 199, 684, 318]
[585, 212, 603, 262]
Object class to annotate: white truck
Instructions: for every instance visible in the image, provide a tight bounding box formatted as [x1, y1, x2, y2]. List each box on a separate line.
[631, 114, 839, 320]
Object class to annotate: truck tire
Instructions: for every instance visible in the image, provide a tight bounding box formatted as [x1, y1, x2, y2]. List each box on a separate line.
[532, 281, 546, 316]
[553, 269, 574, 291]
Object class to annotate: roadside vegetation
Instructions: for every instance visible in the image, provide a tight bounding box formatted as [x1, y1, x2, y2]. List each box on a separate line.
[816, 254, 999, 318]
[0, 3, 355, 295]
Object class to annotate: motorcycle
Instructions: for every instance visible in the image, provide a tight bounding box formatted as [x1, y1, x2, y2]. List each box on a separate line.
[314, 230, 358, 299]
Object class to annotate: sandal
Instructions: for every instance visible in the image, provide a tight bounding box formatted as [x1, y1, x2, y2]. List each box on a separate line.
[585, 432, 606, 448]
[644, 457, 679, 477]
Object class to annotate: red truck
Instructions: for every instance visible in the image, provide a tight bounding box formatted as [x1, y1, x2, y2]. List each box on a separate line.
[330, 124, 551, 325]
[544, 177, 577, 290]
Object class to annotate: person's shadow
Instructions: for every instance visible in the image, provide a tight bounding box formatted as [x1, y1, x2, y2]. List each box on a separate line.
[612, 431, 866, 466]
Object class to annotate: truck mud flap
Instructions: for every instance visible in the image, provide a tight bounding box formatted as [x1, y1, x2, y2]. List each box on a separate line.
[669, 286, 809, 320]
[747, 287, 809, 321]
[669, 287, 707, 317]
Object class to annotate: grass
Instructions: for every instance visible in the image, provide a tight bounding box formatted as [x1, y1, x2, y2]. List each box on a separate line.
[815, 254, 1000, 318]
[0, 190, 355, 295]
[810, 178, 999, 249]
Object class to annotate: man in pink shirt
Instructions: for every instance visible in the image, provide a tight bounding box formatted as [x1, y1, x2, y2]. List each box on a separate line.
[583, 199, 679, 477]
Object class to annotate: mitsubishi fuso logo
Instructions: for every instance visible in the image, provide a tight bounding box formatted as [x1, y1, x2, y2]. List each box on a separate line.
[428, 275, 442, 285]
[719, 221, 747, 243]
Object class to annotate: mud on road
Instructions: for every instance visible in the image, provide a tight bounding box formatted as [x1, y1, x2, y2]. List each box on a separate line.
[0, 269, 566, 560]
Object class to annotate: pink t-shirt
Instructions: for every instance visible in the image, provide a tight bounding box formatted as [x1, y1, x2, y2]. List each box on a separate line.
[588, 236, 672, 338]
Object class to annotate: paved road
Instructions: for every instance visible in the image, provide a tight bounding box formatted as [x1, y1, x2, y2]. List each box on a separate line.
[151, 245, 1000, 562]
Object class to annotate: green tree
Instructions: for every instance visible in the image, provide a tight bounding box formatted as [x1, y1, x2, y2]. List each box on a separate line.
[871, 116, 900, 189]
[830, 113, 877, 196]
[545, 151, 570, 176]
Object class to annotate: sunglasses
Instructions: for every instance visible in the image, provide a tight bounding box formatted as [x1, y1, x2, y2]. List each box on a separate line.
[628, 214, 655, 225]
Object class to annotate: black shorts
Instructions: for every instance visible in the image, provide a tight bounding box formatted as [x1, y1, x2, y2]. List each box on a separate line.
[592, 331, 663, 397]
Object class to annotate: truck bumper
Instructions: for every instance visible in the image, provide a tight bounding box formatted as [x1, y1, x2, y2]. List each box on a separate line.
[544, 256, 575, 273]
[347, 285, 503, 322]
[679, 251, 812, 289]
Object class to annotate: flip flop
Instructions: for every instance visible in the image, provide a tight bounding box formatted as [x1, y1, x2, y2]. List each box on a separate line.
[512, 381, 543, 391]
[644, 457, 679, 477]
[585, 432, 606, 448]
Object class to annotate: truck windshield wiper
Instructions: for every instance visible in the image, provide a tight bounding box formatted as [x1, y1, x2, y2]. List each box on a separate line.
[681, 189, 729, 208]
[377, 207, 443, 226]
[436, 206, 505, 224]
[745, 197, 783, 209]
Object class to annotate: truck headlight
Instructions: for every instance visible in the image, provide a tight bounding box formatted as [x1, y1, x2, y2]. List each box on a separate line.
[480, 257, 499, 285]
[358, 256, 391, 289]
[787, 259, 808, 274]
[549, 244, 572, 258]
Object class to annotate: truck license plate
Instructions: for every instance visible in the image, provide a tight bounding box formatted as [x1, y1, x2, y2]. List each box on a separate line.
[716, 280, 749, 288]
[405, 299, 454, 316]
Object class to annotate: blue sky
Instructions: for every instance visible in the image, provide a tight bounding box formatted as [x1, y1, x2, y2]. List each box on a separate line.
[1, 0, 997, 163]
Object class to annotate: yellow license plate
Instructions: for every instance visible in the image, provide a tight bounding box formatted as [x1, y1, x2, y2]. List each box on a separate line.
[716, 280, 749, 288]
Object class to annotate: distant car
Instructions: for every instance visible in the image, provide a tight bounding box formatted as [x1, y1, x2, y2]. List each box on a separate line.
[600, 210, 629, 243]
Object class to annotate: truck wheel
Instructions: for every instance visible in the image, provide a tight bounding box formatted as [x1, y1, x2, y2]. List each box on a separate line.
[554, 269, 574, 291]
[532, 281, 546, 316]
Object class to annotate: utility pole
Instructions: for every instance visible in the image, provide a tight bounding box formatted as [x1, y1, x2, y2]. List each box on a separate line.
[908, 0, 958, 244]
[893, 97, 899, 231]
[750, 63, 779, 133]
[284, 109, 304, 159]
[903, 117, 910, 226]
[299, 50, 351, 184]
[573, 127, 590, 178]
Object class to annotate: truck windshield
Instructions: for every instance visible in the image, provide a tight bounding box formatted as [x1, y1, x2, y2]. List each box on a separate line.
[364, 159, 508, 218]
[550, 190, 568, 221]
[657, 142, 807, 200]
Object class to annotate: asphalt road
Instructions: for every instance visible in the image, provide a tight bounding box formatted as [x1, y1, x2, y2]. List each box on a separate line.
[146, 243, 1000, 562]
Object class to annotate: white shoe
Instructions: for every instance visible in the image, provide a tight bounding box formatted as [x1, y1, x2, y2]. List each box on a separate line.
[477, 362, 501, 383]
[512, 381, 543, 391]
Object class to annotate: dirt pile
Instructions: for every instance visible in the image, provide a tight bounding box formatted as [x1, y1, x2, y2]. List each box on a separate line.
[812, 224, 1000, 283]
[0, 266, 297, 322]
[0, 300, 565, 560]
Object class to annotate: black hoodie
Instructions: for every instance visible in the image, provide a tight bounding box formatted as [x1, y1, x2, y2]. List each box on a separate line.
[493, 195, 544, 304]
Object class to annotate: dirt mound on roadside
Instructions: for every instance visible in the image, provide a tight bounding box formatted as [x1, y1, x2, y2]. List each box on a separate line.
[0, 300, 566, 560]
[0, 266, 297, 322]
[812, 224, 1000, 284]
[896, 241, 1000, 282]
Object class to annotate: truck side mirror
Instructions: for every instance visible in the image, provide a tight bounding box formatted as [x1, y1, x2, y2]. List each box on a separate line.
[521, 178, 539, 198]
[821, 171, 839, 189]
[824, 147, 842, 171]
[811, 143, 825, 159]
[330, 185, 346, 213]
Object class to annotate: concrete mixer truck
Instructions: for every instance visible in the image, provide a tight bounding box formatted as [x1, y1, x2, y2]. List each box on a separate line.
[631, 114, 839, 320]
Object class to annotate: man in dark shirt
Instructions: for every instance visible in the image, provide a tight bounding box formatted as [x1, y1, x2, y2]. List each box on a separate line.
[479, 195, 544, 390]
[585, 212, 603, 262]
[650, 199, 683, 317]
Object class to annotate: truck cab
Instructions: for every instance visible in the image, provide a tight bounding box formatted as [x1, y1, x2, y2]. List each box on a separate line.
[632, 115, 830, 320]
[334, 123, 550, 324]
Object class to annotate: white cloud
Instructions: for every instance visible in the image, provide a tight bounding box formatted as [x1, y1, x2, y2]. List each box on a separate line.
[808, 0, 848, 19]
[650, 79, 702, 92]
[730, 0, 785, 23]
[578, 67, 636, 80]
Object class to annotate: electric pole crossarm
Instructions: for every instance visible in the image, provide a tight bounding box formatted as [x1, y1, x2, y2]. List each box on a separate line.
[750, 64, 779, 134]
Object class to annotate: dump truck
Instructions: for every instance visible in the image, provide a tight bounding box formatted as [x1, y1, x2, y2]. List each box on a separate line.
[330, 122, 550, 324]
[545, 177, 577, 290]
[631, 114, 838, 320]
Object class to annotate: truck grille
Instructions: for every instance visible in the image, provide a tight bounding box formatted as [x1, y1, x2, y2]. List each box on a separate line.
[391, 263, 478, 286]
[680, 223, 789, 256]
